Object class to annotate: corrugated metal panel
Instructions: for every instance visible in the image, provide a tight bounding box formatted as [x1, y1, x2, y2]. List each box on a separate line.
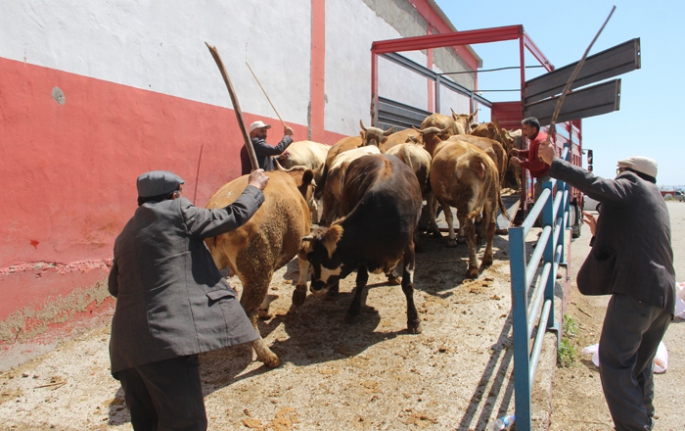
[524, 79, 621, 126]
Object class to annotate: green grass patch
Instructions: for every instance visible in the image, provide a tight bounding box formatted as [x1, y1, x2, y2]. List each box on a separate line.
[558, 314, 579, 367]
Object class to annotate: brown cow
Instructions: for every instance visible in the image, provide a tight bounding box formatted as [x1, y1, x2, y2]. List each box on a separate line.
[380, 128, 421, 153]
[420, 113, 459, 137]
[302, 154, 423, 333]
[205, 166, 315, 368]
[321, 145, 381, 226]
[451, 109, 477, 135]
[426, 137, 502, 279]
[450, 134, 508, 187]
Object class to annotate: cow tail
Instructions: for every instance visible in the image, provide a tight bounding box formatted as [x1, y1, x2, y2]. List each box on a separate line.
[400, 144, 414, 170]
[468, 152, 492, 220]
[315, 163, 328, 201]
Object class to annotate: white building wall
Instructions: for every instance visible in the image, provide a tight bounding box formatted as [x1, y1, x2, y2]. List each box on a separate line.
[0, 0, 313, 125]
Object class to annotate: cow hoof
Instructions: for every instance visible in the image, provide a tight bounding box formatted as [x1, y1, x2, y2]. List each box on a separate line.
[481, 256, 493, 268]
[386, 275, 402, 286]
[466, 267, 479, 279]
[292, 286, 307, 307]
[457, 236, 467, 244]
[495, 228, 509, 235]
[407, 321, 423, 334]
[261, 355, 282, 369]
[258, 309, 272, 320]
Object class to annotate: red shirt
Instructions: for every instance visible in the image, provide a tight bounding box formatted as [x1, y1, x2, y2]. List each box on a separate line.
[519, 131, 551, 178]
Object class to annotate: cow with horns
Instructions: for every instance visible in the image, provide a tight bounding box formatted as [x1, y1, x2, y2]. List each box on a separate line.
[302, 154, 423, 333]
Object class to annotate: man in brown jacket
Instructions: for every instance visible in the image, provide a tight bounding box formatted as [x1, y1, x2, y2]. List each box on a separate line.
[109, 169, 268, 431]
[539, 144, 675, 431]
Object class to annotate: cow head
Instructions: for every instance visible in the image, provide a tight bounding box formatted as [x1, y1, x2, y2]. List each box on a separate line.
[451, 109, 477, 133]
[302, 224, 345, 294]
[415, 125, 450, 155]
[360, 120, 395, 147]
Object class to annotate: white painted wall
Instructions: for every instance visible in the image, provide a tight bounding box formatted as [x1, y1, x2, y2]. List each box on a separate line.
[0, 0, 312, 125]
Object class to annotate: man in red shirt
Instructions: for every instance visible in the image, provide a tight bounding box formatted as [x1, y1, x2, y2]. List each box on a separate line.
[510, 117, 551, 226]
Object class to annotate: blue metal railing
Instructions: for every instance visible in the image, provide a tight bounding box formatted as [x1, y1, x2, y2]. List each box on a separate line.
[507, 146, 571, 431]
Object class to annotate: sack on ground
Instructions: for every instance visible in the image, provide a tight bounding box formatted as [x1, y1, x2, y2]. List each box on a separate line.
[582, 342, 669, 374]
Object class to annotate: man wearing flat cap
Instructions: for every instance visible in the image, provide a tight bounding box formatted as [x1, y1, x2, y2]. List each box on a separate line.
[538, 144, 675, 431]
[108, 169, 268, 431]
[241, 120, 294, 174]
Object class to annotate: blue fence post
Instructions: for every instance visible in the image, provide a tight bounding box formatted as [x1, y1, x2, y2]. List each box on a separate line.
[508, 226, 532, 431]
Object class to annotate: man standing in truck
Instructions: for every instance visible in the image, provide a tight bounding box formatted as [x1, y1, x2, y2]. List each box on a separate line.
[509, 117, 550, 226]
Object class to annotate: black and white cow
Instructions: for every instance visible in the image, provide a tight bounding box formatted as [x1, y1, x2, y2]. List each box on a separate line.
[302, 154, 423, 333]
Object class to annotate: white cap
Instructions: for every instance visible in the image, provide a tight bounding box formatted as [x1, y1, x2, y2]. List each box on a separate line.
[249, 121, 271, 133]
[617, 156, 658, 178]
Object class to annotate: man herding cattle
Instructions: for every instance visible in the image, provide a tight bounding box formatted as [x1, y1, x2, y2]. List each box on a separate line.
[538, 144, 675, 431]
[241, 120, 295, 174]
[108, 169, 268, 431]
[509, 117, 550, 227]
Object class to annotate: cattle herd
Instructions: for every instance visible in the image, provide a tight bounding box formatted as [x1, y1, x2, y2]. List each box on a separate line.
[205, 112, 525, 368]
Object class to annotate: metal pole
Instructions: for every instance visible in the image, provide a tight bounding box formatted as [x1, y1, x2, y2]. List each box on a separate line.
[205, 42, 258, 171]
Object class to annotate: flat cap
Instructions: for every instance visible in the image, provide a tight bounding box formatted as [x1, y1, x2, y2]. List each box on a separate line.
[617, 156, 658, 179]
[136, 170, 185, 197]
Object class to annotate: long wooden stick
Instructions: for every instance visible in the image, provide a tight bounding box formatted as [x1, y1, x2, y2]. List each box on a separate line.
[205, 42, 258, 171]
[246, 62, 288, 129]
[548, 6, 616, 137]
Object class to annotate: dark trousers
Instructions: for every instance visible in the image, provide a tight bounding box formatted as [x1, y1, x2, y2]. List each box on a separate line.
[116, 355, 207, 431]
[599, 294, 671, 431]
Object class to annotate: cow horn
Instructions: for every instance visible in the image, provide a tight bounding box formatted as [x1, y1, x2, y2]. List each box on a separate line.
[359, 120, 368, 132]
[301, 235, 314, 242]
[450, 108, 457, 120]
[274, 159, 286, 171]
[383, 126, 396, 136]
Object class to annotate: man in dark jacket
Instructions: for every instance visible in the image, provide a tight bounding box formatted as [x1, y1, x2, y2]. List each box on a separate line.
[241, 120, 294, 174]
[108, 169, 268, 431]
[538, 144, 675, 431]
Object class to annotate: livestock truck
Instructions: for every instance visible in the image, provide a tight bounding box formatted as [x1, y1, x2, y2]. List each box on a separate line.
[369, 26, 639, 239]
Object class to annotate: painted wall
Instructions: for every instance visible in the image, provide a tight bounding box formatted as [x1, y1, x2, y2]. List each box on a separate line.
[0, 0, 478, 368]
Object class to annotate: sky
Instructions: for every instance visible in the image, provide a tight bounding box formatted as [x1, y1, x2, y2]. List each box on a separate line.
[434, 0, 684, 187]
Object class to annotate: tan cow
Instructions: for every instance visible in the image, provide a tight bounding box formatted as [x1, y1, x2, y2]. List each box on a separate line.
[321, 145, 382, 226]
[451, 109, 477, 135]
[450, 134, 508, 187]
[205, 166, 315, 368]
[277, 140, 331, 222]
[425, 136, 502, 279]
[380, 128, 421, 153]
[420, 113, 459, 137]
[385, 143, 439, 247]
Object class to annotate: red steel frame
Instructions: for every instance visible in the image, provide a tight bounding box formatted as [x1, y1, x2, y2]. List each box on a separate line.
[370, 24, 584, 211]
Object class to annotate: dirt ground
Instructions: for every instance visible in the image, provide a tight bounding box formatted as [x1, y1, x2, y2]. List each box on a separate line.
[1, 203, 683, 431]
[0, 222, 539, 431]
[549, 201, 685, 431]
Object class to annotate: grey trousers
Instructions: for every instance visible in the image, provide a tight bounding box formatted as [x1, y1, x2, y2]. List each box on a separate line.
[599, 294, 671, 431]
[116, 355, 207, 431]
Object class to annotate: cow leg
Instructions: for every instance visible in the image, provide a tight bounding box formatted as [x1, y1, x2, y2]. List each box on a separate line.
[345, 266, 369, 323]
[424, 194, 442, 238]
[441, 201, 458, 247]
[385, 263, 402, 285]
[239, 272, 281, 369]
[401, 244, 422, 334]
[481, 204, 497, 268]
[460, 214, 480, 279]
[291, 249, 309, 307]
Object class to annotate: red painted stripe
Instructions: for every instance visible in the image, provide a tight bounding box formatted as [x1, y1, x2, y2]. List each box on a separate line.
[310, 0, 326, 142]
[0, 57, 307, 268]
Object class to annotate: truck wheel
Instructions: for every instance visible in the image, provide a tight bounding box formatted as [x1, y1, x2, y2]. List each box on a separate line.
[570, 203, 581, 239]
